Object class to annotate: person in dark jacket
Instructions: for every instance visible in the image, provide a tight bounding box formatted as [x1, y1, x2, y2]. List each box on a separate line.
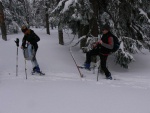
[21, 26, 41, 73]
[84, 24, 114, 80]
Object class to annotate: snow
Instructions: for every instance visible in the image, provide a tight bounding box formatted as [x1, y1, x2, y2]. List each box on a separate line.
[0, 28, 150, 113]
[52, 0, 75, 13]
[62, 0, 74, 13]
[139, 8, 150, 23]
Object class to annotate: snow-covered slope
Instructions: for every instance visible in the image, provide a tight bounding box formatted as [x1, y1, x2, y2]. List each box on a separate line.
[0, 28, 150, 113]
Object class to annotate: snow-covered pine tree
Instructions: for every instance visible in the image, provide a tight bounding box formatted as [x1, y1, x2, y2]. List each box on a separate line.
[1, 0, 31, 34]
[115, 36, 144, 68]
[1, 0, 148, 68]
[31, 0, 57, 34]
[51, 0, 150, 68]
[31, 0, 45, 28]
[51, 0, 97, 48]
[97, 0, 150, 68]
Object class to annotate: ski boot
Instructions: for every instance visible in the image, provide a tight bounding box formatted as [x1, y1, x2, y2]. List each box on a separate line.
[32, 66, 45, 75]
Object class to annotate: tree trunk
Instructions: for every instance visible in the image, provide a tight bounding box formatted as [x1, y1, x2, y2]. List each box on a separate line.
[45, 2, 50, 35]
[56, 0, 64, 45]
[79, 0, 98, 48]
[0, 2, 7, 41]
[89, 17, 98, 37]
[50, 22, 54, 30]
[58, 22, 64, 45]
[79, 24, 89, 48]
[23, 0, 30, 26]
[89, 0, 98, 37]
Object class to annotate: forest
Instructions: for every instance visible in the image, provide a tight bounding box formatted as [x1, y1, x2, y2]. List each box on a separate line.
[0, 0, 150, 68]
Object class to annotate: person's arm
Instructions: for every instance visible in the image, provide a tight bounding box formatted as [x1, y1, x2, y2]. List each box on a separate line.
[100, 37, 114, 49]
[93, 37, 114, 49]
[21, 36, 26, 48]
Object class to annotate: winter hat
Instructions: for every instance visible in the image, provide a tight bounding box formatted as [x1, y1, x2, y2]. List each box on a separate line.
[101, 24, 110, 31]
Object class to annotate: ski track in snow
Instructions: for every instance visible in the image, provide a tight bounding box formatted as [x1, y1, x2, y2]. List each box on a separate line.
[1, 69, 150, 91]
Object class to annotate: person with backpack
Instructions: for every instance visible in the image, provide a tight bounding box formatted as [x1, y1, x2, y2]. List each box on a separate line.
[21, 26, 41, 74]
[84, 24, 119, 80]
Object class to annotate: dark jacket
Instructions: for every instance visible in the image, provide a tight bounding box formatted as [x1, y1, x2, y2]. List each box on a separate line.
[22, 29, 40, 52]
[99, 31, 114, 54]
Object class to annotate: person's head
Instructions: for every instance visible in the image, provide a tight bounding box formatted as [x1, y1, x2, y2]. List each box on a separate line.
[21, 26, 29, 34]
[101, 24, 110, 34]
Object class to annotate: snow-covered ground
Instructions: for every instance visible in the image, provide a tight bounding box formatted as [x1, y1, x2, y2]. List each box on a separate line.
[0, 28, 150, 113]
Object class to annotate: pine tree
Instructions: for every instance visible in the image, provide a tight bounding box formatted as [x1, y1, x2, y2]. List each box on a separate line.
[2, 0, 31, 34]
[0, 1, 7, 41]
[96, 0, 150, 68]
[1, 0, 149, 68]
[51, 0, 150, 68]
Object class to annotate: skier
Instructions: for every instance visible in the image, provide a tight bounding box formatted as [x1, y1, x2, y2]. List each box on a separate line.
[21, 26, 41, 74]
[84, 24, 114, 80]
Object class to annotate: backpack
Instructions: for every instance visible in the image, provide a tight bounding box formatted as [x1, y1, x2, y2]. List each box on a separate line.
[111, 35, 120, 52]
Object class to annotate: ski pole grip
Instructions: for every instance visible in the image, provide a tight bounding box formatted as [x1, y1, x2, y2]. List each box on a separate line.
[15, 38, 19, 47]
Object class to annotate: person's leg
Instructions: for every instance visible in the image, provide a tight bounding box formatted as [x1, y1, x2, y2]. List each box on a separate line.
[31, 47, 40, 72]
[31, 57, 39, 68]
[100, 54, 112, 79]
[85, 48, 99, 64]
[85, 48, 99, 69]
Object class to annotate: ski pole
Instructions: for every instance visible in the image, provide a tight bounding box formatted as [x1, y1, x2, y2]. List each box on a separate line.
[69, 47, 83, 78]
[24, 58, 27, 79]
[23, 49, 28, 79]
[23, 49, 27, 79]
[97, 66, 100, 81]
[15, 38, 19, 76]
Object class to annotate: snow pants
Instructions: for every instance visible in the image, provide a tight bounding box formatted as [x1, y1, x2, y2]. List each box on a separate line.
[85, 48, 111, 77]
[31, 46, 39, 68]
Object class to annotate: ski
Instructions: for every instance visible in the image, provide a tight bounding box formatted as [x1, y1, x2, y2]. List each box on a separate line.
[103, 78, 119, 80]
[77, 65, 85, 69]
[31, 71, 45, 75]
[78, 65, 118, 81]
[77, 65, 91, 71]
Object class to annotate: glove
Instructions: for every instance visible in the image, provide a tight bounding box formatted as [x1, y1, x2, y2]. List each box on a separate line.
[15, 38, 19, 47]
